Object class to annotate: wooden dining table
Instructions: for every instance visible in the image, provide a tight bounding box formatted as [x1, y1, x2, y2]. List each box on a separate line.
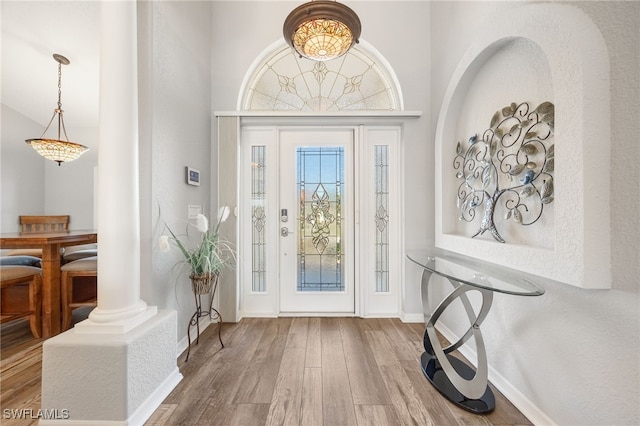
[0, 230, 97, 337]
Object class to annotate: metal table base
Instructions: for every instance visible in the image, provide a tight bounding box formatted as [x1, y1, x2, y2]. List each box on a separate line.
[409, 250, 544, 414]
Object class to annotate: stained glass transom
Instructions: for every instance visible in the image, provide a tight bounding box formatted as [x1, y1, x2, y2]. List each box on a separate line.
[375, 146, 389, 292]
[251, 146, 267, 292]
[297, 147, 344, 291]
[243, 45, 399, 112]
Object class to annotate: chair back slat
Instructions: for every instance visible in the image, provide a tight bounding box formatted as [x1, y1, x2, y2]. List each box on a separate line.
[19, 215, 70, 233]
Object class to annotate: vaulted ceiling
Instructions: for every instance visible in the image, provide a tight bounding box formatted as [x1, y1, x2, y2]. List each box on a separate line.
[1, 1, 100, 128]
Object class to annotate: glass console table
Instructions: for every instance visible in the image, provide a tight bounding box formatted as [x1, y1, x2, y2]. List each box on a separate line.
[407, 249, 544, 413]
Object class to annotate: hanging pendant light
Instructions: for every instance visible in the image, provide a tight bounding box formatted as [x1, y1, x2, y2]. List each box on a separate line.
[283, 0, 361, 62]
[25, 53, 89, 166]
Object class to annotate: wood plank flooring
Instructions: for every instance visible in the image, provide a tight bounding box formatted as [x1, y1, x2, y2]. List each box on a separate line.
[1, 315, 531, 426]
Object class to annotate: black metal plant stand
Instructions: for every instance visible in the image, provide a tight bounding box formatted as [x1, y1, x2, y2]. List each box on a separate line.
[185, 273, 224, 362]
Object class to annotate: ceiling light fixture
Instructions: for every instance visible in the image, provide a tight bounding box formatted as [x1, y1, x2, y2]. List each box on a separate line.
[25, 53, 89, 166]
[283, 0, 361, 62]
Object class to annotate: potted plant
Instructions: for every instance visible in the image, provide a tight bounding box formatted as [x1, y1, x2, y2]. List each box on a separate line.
[159, 206, 232, 359]
[159, 205, 232, 295]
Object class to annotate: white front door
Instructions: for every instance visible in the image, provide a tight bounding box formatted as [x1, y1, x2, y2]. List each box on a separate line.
[279, 129, 355, 314]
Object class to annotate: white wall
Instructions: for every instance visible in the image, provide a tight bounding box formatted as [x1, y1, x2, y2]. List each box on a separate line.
[0, 105, 46, 232]
[0, 107, 98, 233]
[138, 1, 213, 343]
[430, 1, 639, 425]
[209, 1, 432, 317]
[43, 126, 98, 230]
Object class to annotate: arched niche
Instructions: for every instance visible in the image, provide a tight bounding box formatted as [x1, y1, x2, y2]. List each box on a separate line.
[435, 3, 611, 289]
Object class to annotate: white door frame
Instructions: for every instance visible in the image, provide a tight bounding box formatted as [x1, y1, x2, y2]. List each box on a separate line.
[238, 121, 402, 318]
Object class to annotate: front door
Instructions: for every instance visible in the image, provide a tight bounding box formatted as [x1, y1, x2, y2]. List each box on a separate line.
[279, 129, 355, 314]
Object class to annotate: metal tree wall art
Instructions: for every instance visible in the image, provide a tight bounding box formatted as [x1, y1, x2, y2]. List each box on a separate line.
[454, 101, 555, 243]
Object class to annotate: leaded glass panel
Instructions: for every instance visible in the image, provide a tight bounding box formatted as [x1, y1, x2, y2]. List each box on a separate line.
[297, 147, 345, 291]
[244, 45, 399, 112]
[375, 145, 389, 292]
[251, 146, 267, 292]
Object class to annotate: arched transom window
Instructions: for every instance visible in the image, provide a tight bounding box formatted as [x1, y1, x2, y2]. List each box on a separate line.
[240, 42, 403, 112]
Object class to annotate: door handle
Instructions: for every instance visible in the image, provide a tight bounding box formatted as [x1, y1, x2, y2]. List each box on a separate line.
[281, 227, 294, 237]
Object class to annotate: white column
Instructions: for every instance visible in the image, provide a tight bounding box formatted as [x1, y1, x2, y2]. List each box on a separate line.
[78, 0, 155, 332]
[41, 5, 181, 421]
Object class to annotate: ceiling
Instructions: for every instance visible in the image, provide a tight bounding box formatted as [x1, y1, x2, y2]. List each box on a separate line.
[1, 1, 100, 128]
[1, 0, 332, 130]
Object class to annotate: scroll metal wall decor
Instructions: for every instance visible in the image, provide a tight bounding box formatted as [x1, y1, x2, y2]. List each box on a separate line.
[454, 101, 555, 243]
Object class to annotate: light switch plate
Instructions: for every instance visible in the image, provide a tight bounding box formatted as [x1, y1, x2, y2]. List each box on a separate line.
[188, 204, 202, 220]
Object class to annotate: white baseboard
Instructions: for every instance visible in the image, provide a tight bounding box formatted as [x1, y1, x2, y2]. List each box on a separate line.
[127, 367, 183, 426]
[400, 312, 424, 323]
[38, 366, 182, 426]
[436, 324, 555, 426]
[239, 312, 278, 318]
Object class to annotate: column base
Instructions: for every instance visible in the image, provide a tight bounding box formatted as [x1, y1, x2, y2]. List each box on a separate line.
[41, 309, 182, 425]
[78, 302, 156, 334]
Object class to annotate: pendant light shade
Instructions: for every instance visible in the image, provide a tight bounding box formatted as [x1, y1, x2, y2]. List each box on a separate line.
[25, 53, 89, 166]
[283, 0, 361, 62]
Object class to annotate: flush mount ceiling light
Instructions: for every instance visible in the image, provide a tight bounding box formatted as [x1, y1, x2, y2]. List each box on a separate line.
[283, 0, 361, 62]
[25, 53, 89, 166]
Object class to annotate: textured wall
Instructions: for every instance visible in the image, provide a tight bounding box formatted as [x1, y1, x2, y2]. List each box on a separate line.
[435, 3, 611, 290]
[139, 1, 213, 345]
[430, 1, 639, 424]
[41, 310, 180, 422]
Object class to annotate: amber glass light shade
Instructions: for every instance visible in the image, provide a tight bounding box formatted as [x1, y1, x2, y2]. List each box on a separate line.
[25, 138, 89, 166]
[25, 54, 89, 166]
[283, 1, 361, 61]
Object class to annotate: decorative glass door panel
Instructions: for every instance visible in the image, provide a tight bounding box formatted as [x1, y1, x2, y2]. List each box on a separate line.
[298, 147, 344, 292]
[280, 130, 354, 313]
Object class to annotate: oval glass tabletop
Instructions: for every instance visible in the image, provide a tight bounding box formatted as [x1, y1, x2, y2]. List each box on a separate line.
[407, 249, 544, 296]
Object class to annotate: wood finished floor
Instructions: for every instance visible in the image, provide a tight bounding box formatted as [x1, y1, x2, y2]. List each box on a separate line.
[1, 315, 531, 426]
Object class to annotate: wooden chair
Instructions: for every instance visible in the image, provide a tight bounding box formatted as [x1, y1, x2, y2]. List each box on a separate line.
[61, 256, 97, 330]
[7, 215, 71, 257]
[19, 215, 70, 233]
[1, 266, 42, 338]
[62, 243, 98, 264]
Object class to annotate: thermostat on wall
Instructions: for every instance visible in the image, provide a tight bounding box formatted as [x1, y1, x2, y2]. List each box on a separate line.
[186, 166, 200, 186]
